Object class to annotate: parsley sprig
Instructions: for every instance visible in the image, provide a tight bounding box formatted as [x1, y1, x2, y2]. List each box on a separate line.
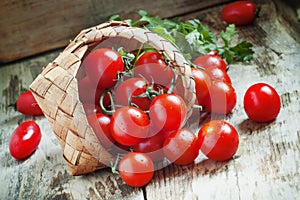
[110, 10, 254, 64]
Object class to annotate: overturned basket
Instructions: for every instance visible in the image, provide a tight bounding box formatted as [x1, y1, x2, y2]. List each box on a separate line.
[30, 21, 196, 175]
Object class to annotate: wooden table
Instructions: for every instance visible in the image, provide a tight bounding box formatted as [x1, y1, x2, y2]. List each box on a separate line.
[1, 0, 299, 199]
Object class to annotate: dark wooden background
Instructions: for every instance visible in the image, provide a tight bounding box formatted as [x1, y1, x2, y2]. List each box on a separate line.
[0, 0, 300, 199]
[0, 0, 231, 63]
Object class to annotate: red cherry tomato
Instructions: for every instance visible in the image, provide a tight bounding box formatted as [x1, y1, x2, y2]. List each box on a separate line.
[205, 81, 237, 114]
[16, 91, 43, 116]
[191, 68, 212, 106]
[9, 121, 42, 160]
[193, 53, 227, 71]
[114, 77, 152, 110]
[133, 130, 171, 161]
[198, 120, 239, 161]
[84, 48, 124, 89]
[110, 106, 150, 146]
[149, 94, 187, 132]
[163, 129, 199, 165]
[118, 152, 154, 187]
[205, 67, 232, 84]
[134, 51, 173, 86]
[221, 1, 257, 26]
[87, 113, 115, 148]
[243, 83, 281, 122]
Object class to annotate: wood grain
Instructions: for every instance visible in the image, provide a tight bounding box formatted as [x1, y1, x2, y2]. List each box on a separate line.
[146, 1, 300, 199]
[0, 0, 230, 63]
[0, 0, 300, 199]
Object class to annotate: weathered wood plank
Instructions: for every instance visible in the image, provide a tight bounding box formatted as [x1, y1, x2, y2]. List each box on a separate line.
[273, 0, 300, 44]
[0, 53, 144, 199]
[145, 0, 300, 199]
[0, 0, 231, 63]
[0, 0, 299, 199]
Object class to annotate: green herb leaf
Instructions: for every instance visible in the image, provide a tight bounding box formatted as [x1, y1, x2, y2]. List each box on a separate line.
[220, 24, 237, 47]
[118, 47, 135, 70]
[109, 11, 254, 65]
[147, 25, 176, 43]
[109, 14, 122, 21]
[230, 41, 254, 62]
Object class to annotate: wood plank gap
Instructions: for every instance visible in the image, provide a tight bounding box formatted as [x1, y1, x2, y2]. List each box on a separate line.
[142, 186, 148, 200]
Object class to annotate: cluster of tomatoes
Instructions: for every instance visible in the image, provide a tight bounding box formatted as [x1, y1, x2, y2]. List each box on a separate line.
[77, 41, 281, 187]
[192, 50, 236, 115]
[78, 48, 199, 178]
[8, 0, 281, 189]
[9, 91, 43, 160]
[78, 48, 224, 187]
[9, 47, 281, 188]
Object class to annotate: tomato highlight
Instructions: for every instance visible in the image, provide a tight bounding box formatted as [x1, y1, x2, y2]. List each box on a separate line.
[198, 120, 239, 161]
[9, 121, 42, 160]
[118, 152, 154, 187]
[243, 83, 281, 122]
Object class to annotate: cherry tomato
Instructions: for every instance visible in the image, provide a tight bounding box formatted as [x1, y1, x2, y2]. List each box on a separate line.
[221, 1, 257, 26]
[193, 52, 227, 71]
[198, 120, 239, 161]
[133, 130, 171, 161]
[163, 129, 199, 165]
[134, 51, 173, 86]
[110, 106, 150, 146]
[84, 48, 124, 89]
[191, 68, 212, 106]
[16, 91, 43, 116]
[205, 67, 232, 84]
[87, 113, 115, 148]
[243, 83, 281, 122]
[118, 152, 154, 187]
[114, 77, 152, 110]
[149, 94, 187, 132]
[205, 81, 236, 114]
[9, 121, 42, 160]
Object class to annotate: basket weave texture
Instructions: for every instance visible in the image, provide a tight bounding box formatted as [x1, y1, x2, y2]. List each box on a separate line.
[30, 21, 196, 175]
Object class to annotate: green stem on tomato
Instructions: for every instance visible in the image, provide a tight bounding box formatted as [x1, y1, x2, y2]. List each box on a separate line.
[146, 78, 160, 97]
[132, 75, 160, 100]
[255, 7, 261, 18]
[132, 43, 145, 67]
[192, 104, 203, 111]
[100, 90, 115, 115]
[110, 154, 121, 175]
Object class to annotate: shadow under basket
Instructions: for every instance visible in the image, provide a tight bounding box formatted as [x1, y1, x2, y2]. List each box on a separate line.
[30, 21, 196, 175]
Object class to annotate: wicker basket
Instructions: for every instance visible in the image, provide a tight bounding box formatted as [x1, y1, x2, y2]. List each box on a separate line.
[30, 21, 196, 175]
